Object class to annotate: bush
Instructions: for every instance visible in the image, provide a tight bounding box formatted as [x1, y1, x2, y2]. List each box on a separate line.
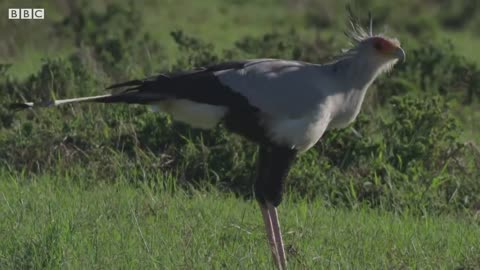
[55, 1, 164, 77]
[377, 42, 480, 104]
[286, 95, 478, 213]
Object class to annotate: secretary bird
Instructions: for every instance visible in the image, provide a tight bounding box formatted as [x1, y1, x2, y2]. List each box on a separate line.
[11, 9, 405, 270]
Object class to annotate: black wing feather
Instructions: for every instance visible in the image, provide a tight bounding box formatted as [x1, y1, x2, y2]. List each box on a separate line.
[103, 60, 252, 105]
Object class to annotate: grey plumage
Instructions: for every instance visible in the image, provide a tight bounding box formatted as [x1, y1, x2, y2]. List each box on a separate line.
[213, 42, 404, 150]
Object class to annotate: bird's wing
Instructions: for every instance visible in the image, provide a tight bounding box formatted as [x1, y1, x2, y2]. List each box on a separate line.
[214, 59, 334, 118]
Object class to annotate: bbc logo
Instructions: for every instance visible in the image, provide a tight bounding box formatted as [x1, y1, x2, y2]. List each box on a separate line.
[8, 8, 45, 19]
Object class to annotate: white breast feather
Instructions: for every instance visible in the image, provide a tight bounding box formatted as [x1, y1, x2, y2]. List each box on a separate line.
[265, 108, 331, 152]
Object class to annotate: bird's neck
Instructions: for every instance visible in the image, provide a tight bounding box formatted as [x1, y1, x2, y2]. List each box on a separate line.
[325, 55, 385, 129]
[336, 55, 382, 92]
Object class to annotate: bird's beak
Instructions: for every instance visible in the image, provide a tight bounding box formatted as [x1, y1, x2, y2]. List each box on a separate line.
[393, 47, 406, 62]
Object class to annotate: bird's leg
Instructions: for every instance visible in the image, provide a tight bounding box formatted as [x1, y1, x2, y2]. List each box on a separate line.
[256, 146, 282, 268]
[266, 202, 286, 269]
[259, 202, 282, 269]
[255, 145, 296, 270]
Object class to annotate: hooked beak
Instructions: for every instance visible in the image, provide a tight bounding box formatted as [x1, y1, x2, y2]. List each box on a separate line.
[393, 47, 406, 62]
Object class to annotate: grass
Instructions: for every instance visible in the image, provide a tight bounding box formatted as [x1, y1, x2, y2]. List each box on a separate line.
[1, 171, 479, 269]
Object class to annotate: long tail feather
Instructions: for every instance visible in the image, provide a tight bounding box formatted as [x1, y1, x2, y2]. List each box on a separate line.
[9, 90, 166, 111]
[9, 69, 212, 111]
[9, 94, 112, 110]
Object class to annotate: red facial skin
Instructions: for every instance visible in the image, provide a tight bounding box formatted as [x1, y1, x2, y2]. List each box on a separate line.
[371, 37, 399, 55]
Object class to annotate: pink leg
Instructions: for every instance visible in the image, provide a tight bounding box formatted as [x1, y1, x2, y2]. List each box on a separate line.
[267, 202, 287, 270]
[260, 204, 282, 269]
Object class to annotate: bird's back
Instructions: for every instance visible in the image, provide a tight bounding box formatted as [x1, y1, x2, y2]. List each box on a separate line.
[214, 59, 339, 119]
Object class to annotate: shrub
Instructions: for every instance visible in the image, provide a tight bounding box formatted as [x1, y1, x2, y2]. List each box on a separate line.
[376, 42, 480, 104]
[285, 94, 478, 213]
[55, 1, 164, 77]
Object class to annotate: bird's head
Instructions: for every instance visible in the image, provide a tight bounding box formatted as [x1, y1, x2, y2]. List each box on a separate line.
[358, 36, 405, 70]
[343, 6, 406, 74]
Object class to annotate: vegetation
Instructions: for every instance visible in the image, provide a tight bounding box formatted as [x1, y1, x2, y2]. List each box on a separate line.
[1, 0, 479, 268]
[1, 172, 479, 269]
